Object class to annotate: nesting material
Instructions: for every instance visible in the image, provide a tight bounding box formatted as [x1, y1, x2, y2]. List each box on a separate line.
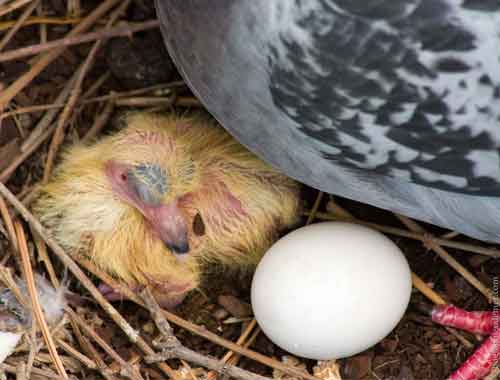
[0, 275, 67, 363]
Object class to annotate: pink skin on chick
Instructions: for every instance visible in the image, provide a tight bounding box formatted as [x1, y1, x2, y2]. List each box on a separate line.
[101, 160, 193, 308]
[105, 160, 190, 257]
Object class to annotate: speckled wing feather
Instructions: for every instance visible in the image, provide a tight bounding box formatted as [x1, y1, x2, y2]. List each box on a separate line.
[156, 0, 500, 242]
[268, 0, 500, 195]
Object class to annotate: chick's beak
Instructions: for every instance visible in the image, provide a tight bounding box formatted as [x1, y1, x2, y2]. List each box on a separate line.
[104, 161, 190, 256]
[149, 201, 190, 256]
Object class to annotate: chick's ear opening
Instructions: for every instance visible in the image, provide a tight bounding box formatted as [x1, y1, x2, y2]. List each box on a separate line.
[193, 212, 205, 236]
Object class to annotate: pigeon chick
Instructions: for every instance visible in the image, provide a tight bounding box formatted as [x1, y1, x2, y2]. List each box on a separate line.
[34, 112, 301, 308]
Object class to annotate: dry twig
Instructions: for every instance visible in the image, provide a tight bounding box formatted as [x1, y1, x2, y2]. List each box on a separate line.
[0, 0, 121, 108]
[0, 0, 33, 17]
[306, 191, 324, 225]
[35, 1, 46, 44]
[0, 195, 18, 251]
[14, 221, 68, 379]
[43, 0, 131, 182]
[81, 101, 114, 143]
[0, 0, 39, 52]
[65, 308, 144, 380]
[141, 288, 273, 380]
[175, 96, 204, 108]
[397, 214, 498, 304]
[0, 81, 186, 122]
[114, 95, 176, 108]
[56, 339, 96, 370]
[0, 363, 65, 379]
[0, 68, 80, 183]
[310, 211, 500, 258]
[0, 20, 159, 62]
[0, 16, 81, 32]
[68, 319, 120, 380]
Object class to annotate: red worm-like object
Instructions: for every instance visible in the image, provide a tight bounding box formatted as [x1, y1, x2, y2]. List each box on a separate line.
[448, 328, 500, 380]
[430, 304, 500, 380]
[431, 305, 494, 335]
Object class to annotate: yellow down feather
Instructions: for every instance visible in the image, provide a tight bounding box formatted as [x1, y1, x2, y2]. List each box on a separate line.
[33, 112, 301, 303]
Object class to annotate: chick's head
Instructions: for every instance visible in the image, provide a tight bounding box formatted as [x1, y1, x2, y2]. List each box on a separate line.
[35, 113, 204, 303]
[102, 120, 199, 257]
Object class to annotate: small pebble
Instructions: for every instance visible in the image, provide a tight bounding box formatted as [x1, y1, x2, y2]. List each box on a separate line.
[213, 308, 229, 321]
[217, 295, 252, 318]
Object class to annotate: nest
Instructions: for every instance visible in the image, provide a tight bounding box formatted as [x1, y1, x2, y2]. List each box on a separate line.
[0, 1, 499, 379]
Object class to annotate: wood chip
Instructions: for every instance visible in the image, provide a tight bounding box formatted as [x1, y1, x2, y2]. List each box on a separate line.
[313, 360, 342, 380]
[217, 295, 252, 318]
[272, 356, 307, 380]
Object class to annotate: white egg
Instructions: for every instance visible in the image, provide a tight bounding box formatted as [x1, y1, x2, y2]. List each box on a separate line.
[251, 222, 412, 360]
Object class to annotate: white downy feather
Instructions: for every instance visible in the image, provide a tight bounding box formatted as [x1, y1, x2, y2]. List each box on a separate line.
[0, 332, 22, 363]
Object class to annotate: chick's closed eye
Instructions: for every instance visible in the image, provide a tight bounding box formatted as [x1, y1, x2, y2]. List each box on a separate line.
[104, 158, 190, 255]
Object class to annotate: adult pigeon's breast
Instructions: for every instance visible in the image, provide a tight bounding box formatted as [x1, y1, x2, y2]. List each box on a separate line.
[156, 0, 500, 242]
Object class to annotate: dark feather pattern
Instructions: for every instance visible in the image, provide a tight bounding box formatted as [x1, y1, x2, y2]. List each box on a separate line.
[157, 0, 500, 242]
